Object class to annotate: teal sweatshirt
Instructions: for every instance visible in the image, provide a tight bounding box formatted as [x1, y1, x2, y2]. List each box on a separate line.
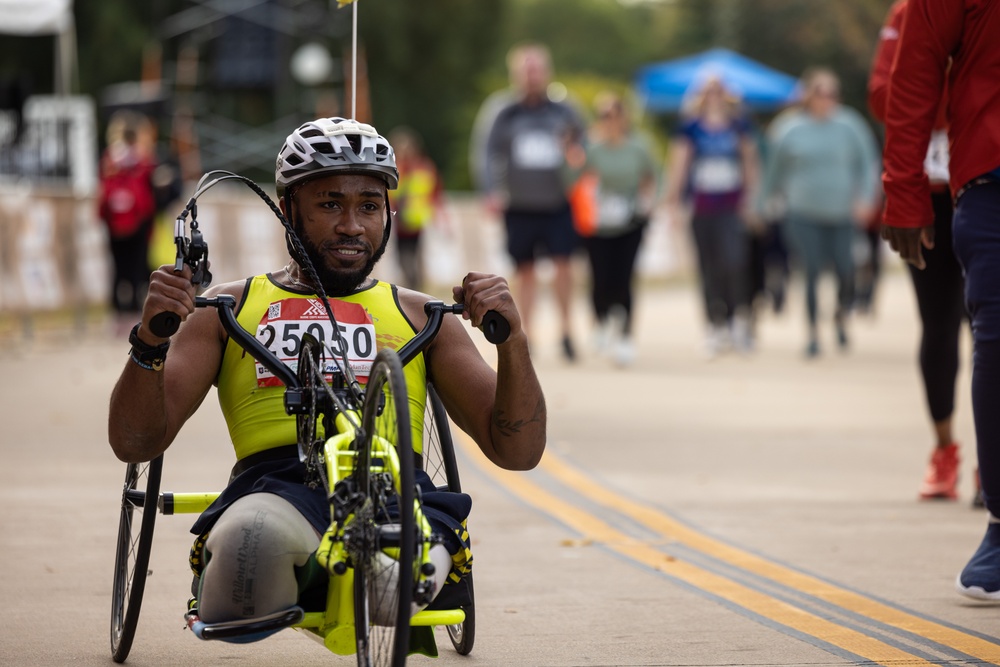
[760, 106, 880, 224]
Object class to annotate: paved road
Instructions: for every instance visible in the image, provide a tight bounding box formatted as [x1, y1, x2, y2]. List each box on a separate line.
[2, 269, 998, 666]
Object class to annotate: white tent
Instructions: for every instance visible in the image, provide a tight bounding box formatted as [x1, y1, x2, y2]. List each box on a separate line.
[0, 0, 94, 196]
[0, 0, 77, 94]
[0, 0, 71, 33]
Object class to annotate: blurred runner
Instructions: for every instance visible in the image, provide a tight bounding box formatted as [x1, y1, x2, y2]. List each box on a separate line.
[759, 69, 880, 359]
[98, 110, 158, 325]
[483, 43, 586, 361]
[566, 91, 658, 366]
[666, 76, 760, 358]
[388, 126, 443, 291]
[869, 0, 979, 505]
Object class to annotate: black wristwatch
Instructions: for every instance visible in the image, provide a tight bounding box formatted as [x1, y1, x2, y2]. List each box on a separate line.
[129, 323, 171, 371]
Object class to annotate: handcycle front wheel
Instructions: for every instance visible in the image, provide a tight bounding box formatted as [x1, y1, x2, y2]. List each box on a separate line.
[296, 333, 329, 492]
[110, 455, 163, 663]
[354, 348, 416, 667]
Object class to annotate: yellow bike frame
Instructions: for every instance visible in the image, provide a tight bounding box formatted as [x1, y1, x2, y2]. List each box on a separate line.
[164, 408, 464, 655]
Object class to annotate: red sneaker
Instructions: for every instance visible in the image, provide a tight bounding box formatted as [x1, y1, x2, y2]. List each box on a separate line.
[919, 443, 959, 500]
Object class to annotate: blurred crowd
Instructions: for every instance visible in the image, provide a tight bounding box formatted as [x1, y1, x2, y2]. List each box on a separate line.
[472, 22, 990, 529]
[475, 42, 885, 368]
[97, 47, 892, 370]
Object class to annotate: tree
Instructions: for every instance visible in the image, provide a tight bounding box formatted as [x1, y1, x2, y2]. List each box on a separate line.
[5, 0, 900, 188]
[358, 0, 505, 187]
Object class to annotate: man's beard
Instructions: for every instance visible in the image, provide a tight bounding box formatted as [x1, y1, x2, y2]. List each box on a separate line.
[291, 215, 389, 297]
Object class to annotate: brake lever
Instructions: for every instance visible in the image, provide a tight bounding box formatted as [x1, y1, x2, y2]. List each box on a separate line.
[147, 199, 212, 337]
[187, 225, 212, 287]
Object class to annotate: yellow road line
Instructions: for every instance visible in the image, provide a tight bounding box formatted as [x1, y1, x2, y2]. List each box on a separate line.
[535, 453, 1000, 664]
[455, 433, 999, 664]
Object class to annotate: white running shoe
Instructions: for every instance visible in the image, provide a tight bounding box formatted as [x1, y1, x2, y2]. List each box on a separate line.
[614, 338, 636, 367]
[731, 315, 754, 354]
[704, 326, 729, 360]
[591, 321, 613, 356]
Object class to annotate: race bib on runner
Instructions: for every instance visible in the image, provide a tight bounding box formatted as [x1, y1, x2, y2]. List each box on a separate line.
[924, 130, 950, 185]
[511, 130, 562, 170]
[691, 156, 742, 194]
[254, 298, 376, 387]
[596, 191, 634, 230]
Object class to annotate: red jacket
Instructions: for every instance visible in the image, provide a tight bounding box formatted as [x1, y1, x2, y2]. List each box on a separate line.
[868, 0, 907, 123]
[882, 0, 1000, 229]
[868, 0, 948, 130]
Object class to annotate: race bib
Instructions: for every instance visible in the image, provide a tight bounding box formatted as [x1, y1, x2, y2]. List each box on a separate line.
[511, 131, 562, 170]
[597, 191, 634, 230]
[691, 156, 742, 194]
[924, 130, 950, 184]
[254, 298, 376, 388]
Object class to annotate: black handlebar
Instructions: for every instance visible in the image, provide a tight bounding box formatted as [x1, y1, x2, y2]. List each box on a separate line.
[192, 297, 511, 392]
[195, 295, 300, 389]
[396, 302, 464, 367]
[396, 302, 510, 366]
[155, 298, 510, 347]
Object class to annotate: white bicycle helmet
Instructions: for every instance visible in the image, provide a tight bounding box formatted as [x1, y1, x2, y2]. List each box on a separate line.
[275, 117, 399, 196]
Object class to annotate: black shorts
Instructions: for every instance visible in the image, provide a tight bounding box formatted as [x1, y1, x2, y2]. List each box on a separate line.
[504, 206, 578, 265]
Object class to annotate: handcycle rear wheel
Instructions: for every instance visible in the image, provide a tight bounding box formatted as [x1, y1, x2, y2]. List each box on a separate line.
[422, 383, 461, 493]
[444, 575, 476, 655]
[422, 384, 476, 655]
[354, 349, 415, 667]
[110, 455, 162, 663]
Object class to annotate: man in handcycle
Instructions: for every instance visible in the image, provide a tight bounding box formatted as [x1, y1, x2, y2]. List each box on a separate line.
[107, 117, 546, 634]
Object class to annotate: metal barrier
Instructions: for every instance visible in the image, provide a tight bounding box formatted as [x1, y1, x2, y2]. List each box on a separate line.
[0, 186, 684, 326]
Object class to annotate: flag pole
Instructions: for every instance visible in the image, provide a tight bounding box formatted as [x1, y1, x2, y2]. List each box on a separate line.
[351, 1, 358, 119]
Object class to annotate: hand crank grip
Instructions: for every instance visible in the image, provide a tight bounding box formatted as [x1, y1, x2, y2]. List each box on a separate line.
[481, 310, 510, 345]
[148, 311, 181, 338]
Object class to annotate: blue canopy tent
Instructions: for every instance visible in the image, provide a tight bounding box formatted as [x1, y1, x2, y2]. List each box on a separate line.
[635, 48, 799, 113]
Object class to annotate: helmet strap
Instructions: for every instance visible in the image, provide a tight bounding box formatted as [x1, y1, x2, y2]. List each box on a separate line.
[383, 193, 392, 239]
[283, 193, 309, 267]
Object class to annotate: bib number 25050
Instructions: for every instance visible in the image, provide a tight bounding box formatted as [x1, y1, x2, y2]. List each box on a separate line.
[254, 298, 376, 387]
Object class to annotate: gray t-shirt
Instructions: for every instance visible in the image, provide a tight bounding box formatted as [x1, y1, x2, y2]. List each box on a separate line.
[485, 98, 585, 212]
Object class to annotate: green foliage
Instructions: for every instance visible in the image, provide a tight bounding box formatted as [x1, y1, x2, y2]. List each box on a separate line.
[13, 0, 898, 188]
[74, 3, 158, 105]
[505, 0, 661, 79]
[358, 0, 505, 188]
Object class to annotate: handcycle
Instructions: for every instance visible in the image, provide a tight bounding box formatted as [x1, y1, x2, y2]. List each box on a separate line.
[109, 172, 507, 665]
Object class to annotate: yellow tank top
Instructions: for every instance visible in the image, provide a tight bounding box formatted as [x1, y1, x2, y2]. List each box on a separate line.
[396, 166, 437, 233]
[217, 275, 427, 461]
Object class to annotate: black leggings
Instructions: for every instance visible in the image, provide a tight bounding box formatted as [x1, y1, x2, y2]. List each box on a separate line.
[907, 191, 966, 423]
[108, 218, 153, 314]
[691, 212, 750, 326]
[583, 225, 645, 336]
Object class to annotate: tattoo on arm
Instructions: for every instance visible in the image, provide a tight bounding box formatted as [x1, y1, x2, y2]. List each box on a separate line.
[492, 399, 544, 437]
